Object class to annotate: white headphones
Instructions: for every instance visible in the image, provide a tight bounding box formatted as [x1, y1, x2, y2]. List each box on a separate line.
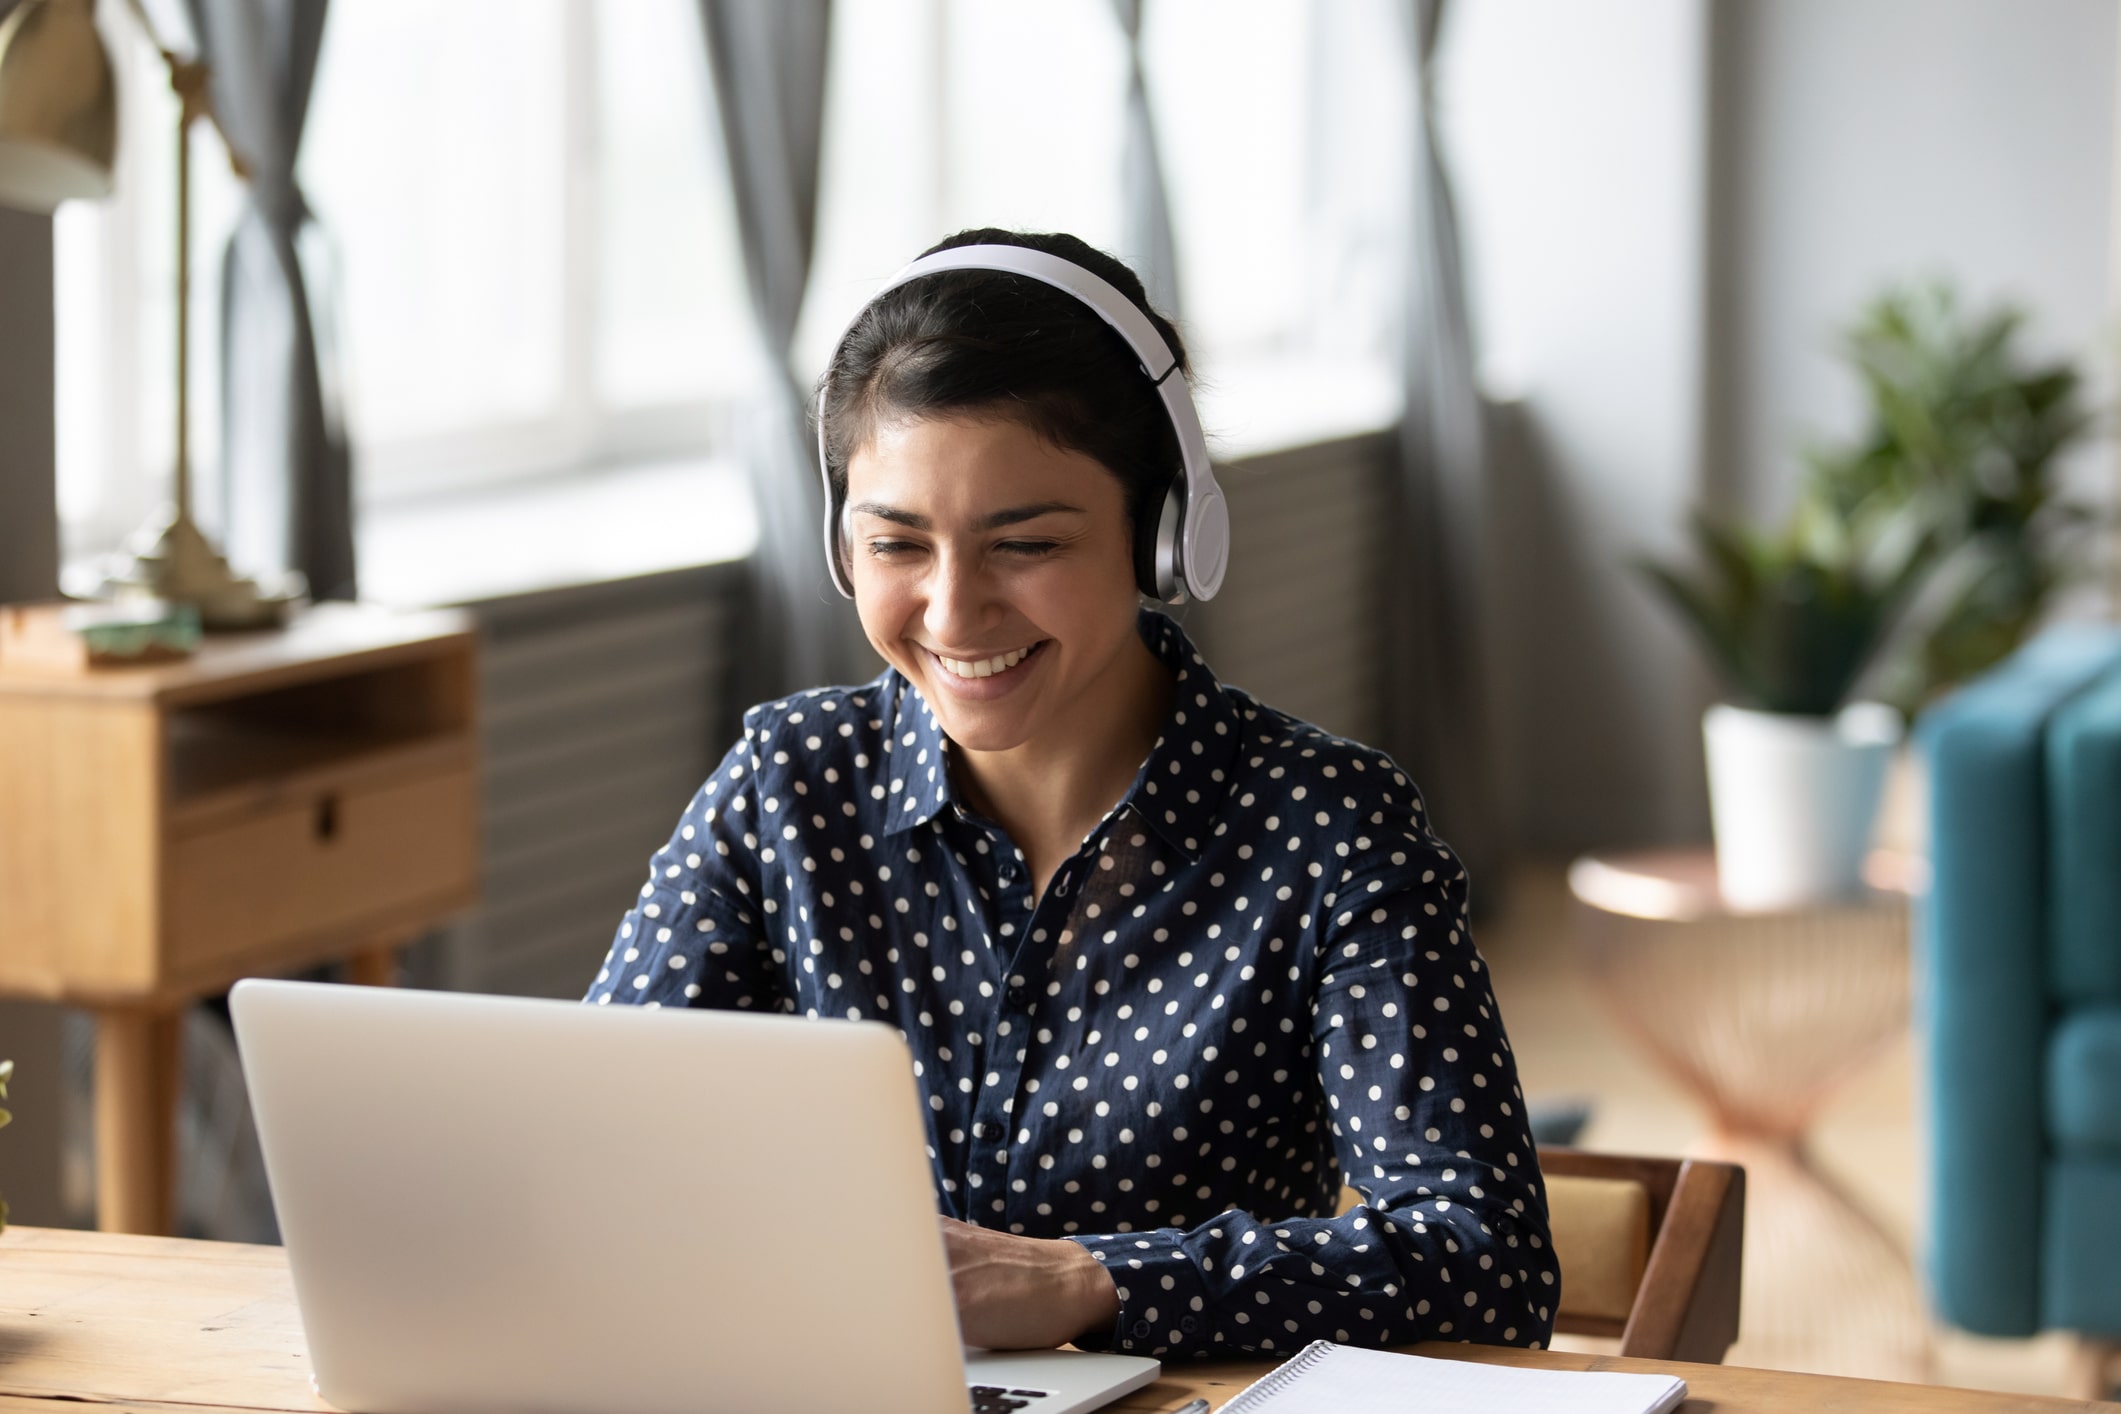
[815, 243, 1230, 604]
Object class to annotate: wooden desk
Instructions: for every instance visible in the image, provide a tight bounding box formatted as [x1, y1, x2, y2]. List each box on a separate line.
[0, 1227, 2105, 1413]
[0, 605, 480, 1235]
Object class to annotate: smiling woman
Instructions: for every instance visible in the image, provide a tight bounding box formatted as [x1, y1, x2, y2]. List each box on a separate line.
[584, 230, 1555, 1361]
[846, 416, 1170, 896]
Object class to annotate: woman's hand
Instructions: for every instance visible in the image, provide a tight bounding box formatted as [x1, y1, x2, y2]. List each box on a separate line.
[938, 1216, 1121, 1350]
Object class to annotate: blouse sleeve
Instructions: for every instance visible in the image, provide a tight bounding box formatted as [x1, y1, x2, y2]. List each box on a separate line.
[1068, 802, 1557, 1359]
[583, 711, 785, 1011]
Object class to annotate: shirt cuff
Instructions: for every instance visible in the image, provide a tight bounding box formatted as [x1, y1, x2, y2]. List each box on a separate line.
[1067, 1229, 1213, 1358]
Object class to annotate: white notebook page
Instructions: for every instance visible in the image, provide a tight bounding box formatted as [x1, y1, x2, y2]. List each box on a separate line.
[1221, 1341, 1689, 1414]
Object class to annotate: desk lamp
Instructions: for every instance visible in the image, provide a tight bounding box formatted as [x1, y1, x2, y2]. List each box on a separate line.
[0, 0, 297, 629]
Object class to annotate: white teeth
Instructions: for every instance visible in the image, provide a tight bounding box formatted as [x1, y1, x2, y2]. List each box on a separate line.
[938, 645, 1034, 679]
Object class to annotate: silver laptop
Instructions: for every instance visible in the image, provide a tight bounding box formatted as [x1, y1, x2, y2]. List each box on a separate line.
[230, 979, 1160, 1414]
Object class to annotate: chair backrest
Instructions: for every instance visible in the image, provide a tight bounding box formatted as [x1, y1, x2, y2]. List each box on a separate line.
[1337, 1147, 1744, 1363]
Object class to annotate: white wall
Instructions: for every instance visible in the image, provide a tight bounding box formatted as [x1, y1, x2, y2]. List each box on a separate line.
[1443, 0, 1717, 849]
[1714, 0, 2117, 527]
[1440, 0, 2119, 854]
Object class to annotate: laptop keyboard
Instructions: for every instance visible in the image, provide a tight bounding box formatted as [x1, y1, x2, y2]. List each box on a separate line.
[969, 1384, 1054, 1412]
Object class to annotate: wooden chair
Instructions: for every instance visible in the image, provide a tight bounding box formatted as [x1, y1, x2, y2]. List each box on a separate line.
[1337, 1147, 1745, 1363]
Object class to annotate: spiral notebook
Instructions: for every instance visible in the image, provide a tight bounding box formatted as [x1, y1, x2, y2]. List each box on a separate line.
[1220, 1341, 1689, 1414]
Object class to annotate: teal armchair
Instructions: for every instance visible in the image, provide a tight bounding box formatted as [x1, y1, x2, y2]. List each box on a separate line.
[1918, 625, 2121, 1378]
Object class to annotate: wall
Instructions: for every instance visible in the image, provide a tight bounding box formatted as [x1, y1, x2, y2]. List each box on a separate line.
[1442, 0, 1717, 851]
[0, 204, 67, 1227]
[1709, 0, 2118, 527]
[0, 207, 57, 600]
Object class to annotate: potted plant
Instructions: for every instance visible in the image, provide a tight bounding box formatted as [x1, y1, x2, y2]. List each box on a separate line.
[1642, 508, 1927, 909]
[1643, 283, 2092, 909]
[1808, 285, 2094, 715]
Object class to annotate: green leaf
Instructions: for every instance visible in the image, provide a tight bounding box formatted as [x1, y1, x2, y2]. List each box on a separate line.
[1642, 278, 2093, 717]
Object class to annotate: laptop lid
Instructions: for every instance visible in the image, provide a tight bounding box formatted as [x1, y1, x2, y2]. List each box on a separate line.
[231, 979, 972, 1414]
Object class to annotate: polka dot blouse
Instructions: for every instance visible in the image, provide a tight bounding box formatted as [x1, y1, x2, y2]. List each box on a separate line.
[585, 610, 1557, 1359]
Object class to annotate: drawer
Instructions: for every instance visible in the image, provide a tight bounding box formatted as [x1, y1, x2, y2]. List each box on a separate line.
[165, 766, 478, 983]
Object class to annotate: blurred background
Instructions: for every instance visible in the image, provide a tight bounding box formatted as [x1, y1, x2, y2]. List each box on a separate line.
[2, 0, 2117, 1400]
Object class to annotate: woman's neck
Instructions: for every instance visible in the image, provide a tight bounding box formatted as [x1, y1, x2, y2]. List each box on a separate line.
[951, 632, 1174, 899]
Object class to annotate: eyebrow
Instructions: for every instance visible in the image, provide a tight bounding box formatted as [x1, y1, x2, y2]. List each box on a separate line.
[847, 501, 1087, 531]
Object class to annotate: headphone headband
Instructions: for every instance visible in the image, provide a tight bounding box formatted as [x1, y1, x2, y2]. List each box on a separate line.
[815, 243, 1229, 603]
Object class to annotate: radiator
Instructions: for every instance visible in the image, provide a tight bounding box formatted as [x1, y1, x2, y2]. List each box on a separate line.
[1183, 430, 1392, 747]
[424, 565, 744, 1001]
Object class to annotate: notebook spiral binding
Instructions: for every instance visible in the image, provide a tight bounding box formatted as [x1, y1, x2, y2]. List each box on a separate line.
[1221, 1339, 1339, 1413]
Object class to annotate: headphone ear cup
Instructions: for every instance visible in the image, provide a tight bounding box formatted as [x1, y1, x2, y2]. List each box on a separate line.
[823, 489, 854, 597]
[835, 499, 854, 592]
[1136, 480, 1184, 601]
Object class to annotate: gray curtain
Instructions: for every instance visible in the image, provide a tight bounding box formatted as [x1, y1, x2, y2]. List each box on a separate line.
[698, 0, 869, 699]
[1388, 0, 1497, 887]
[185, 0, 353, 600]
[1108, 0, 1180, 317]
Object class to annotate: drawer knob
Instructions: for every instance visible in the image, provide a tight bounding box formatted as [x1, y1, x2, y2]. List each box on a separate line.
[314, 795, 340, 843]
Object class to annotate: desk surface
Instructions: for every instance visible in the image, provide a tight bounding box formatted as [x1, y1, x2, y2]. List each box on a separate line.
[0, 1226, 2102, 1414]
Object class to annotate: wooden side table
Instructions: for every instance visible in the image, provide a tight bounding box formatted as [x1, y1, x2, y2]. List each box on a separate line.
[0, 602, 480, 1235]
[1567, 847, 1925, 1383]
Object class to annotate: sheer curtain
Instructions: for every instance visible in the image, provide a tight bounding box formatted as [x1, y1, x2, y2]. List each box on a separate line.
[1388, 0, 1497, 885]
[184, 0, 354, 600]
[698, 0, 870, 699]
[1108, 0, 1181, 318]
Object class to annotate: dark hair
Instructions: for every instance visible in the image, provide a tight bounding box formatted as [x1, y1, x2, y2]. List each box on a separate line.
[814, 228, 1191, 538]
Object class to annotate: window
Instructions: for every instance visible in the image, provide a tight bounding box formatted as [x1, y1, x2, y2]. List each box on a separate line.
[800, 0, 1408, 442]
[56, 0, 1405, 569]
[57, 0, 750, 565]
[302, 0, 752, 498]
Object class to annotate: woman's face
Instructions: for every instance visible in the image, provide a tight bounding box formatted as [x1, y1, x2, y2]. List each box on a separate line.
[843, 413, 1146, 757]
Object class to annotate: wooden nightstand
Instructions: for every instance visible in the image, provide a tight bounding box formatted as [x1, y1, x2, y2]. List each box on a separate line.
[0, 602, 480, 1235]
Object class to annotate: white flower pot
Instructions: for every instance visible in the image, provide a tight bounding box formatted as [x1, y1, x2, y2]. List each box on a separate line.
[1703, 702, 1903, 911]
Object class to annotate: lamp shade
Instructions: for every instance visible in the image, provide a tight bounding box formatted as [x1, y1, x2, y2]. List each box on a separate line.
[0, 0, 116, 213]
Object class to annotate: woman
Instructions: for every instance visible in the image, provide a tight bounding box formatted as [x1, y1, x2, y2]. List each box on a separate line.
[586, 229, 1557, 1359]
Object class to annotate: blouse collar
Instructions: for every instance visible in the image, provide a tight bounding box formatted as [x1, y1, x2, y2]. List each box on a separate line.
[882, 610, 1245, 863]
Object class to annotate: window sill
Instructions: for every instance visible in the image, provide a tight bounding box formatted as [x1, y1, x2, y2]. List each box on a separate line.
[358, 457, 758, 610]
[354, 363, 1403, 612]
[1193, 355, 1402, 463]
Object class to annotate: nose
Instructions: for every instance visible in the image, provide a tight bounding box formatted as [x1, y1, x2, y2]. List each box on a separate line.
[924, 544, 998, 647]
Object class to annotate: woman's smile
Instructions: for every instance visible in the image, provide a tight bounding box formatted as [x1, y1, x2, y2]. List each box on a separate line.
[926, 639, 1049, 689]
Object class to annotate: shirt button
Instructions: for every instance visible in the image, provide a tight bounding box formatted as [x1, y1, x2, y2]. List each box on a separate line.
[1005, 985, 1029, 1010]
[1180, 1315, 1199, 1335]
[1130, 1319, 1152, 1339]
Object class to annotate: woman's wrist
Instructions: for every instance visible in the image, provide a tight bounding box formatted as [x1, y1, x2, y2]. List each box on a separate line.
[1059, 1238, 1121, 1342]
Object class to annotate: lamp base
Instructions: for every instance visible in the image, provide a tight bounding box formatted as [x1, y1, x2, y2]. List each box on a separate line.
[102, 507, 305, 633]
